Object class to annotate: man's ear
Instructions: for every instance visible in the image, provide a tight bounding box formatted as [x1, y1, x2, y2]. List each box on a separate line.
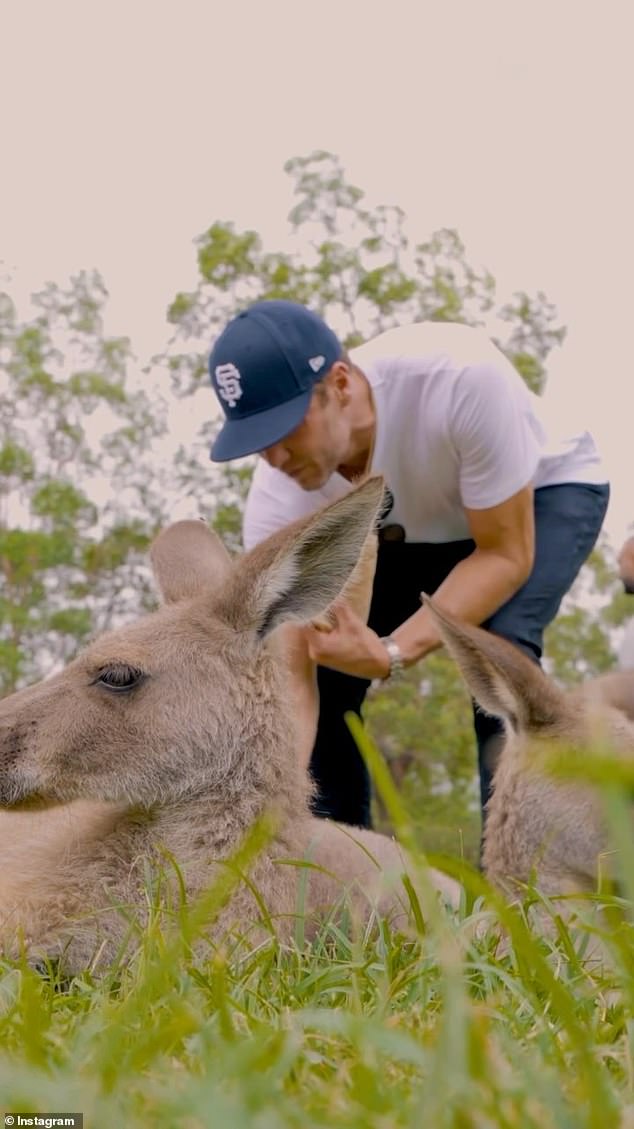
[328, 359, 353, 406]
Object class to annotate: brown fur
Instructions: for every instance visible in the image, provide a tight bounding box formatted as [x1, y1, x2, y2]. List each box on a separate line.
[0, 479, 457, 973]
[424, 594, 634, 901]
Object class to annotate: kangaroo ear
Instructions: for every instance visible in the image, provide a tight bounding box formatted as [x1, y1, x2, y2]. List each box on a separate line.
[222, 477, 386, 638]
[151, 520, 233, 604]
[423, 594, 572, 733]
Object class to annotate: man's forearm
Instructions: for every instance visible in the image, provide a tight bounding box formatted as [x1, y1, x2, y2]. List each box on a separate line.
[390, 547, 532, 666]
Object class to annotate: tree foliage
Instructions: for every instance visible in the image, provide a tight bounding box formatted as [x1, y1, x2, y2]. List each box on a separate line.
[165, 150, 565, 399]
[0, 272, 164, 692]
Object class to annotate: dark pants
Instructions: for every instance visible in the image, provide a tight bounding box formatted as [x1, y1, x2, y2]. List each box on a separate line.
[309, 482, 610, 829]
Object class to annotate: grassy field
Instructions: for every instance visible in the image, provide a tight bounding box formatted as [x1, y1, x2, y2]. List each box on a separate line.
[2, 875, 634, 1129]
[2, 738, 634, 1128]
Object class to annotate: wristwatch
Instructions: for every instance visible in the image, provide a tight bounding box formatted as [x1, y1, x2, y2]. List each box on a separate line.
[380, 635, 405, 680]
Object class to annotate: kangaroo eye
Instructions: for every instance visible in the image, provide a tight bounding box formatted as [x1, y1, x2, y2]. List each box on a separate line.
[93, 665, 146, 693]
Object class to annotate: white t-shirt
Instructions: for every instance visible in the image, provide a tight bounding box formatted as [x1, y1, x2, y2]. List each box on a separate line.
[243, 322, 607, 549]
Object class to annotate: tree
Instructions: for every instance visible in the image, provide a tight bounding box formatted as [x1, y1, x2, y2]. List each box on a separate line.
[165, 150, 565, 398]
[0, 271, 166, 693]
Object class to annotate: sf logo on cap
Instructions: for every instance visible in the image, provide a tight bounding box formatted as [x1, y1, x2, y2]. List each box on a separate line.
[215, 363, 243, 408]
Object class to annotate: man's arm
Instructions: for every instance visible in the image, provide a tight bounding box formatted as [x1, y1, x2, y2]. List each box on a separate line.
[388, 357, 538, 665]
[302, 487, 536, 680]
[389, 483, 535, 665]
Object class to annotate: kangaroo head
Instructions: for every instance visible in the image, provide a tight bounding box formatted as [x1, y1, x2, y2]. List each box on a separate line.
[423, 594, 634, 757]
[0, 478, 385, 809]
[424, 594, 634, 889]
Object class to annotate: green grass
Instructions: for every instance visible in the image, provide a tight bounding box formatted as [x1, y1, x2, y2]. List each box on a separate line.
[3, 730, 634, 1127]
[2, 888, 634, 1128]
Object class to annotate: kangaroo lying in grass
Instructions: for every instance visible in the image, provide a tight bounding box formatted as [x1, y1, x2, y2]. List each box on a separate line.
[0, 478, 457, 973]
[425, 595, 634, 902]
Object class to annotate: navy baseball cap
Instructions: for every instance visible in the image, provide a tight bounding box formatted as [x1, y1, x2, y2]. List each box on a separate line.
[208, 299, 343, 462]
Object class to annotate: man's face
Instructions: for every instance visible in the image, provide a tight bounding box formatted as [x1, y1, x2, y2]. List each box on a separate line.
[260, 371, 351, 491]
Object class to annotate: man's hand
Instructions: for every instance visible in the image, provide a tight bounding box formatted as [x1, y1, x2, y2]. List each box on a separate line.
[305, 601, 391, 680]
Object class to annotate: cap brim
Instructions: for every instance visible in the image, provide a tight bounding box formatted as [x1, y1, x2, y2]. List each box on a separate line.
[209, 389, 312, 462]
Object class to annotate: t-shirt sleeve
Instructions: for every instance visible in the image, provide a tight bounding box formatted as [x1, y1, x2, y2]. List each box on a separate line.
[449, 362, 542, 510]
[242, 460, 327, 550]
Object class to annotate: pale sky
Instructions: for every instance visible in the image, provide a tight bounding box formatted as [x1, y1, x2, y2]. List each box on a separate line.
[2, 0, 632, 544]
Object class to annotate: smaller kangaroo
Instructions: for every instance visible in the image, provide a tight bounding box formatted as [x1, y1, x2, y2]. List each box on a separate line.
[424, 595, 634, 901]
[0, 478, 457, 973]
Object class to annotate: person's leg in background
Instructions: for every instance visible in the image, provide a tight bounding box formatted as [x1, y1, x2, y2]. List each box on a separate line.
[310, 534, 475, 827]
[474, 482, 610, 815]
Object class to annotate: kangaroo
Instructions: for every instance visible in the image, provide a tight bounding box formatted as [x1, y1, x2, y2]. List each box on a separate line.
[423, 594, 634, 902]
[0, 479, 457, 973]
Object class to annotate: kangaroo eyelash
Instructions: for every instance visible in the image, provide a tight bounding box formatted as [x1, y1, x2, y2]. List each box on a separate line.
[92, 665, 147, 692]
